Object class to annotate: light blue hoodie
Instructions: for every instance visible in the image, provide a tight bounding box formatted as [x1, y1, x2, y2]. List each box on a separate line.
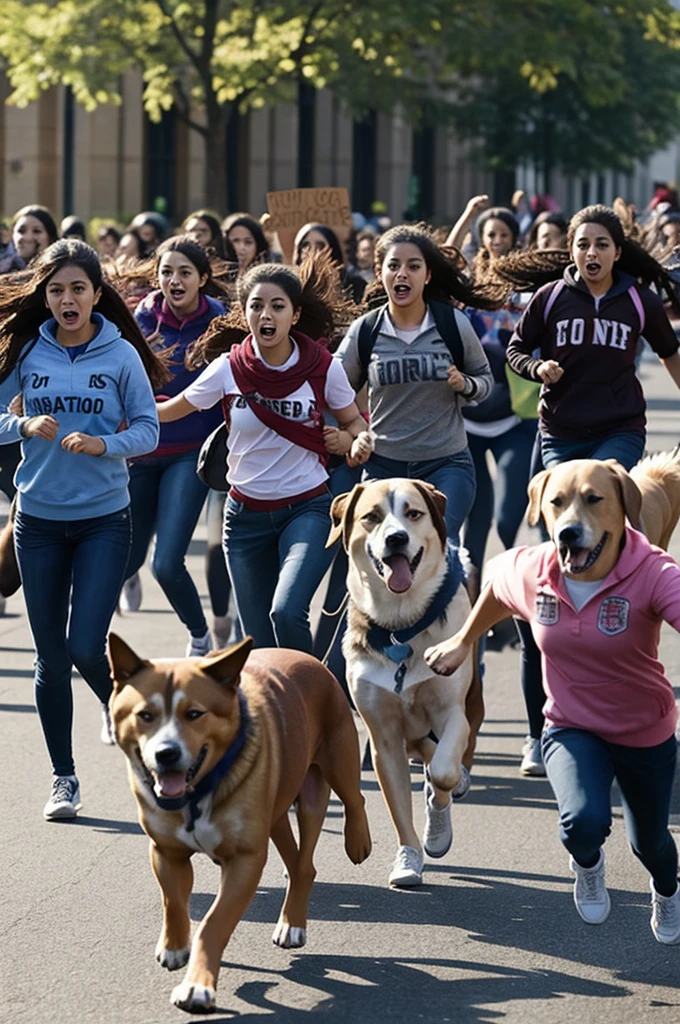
[0, 313, 159, 520]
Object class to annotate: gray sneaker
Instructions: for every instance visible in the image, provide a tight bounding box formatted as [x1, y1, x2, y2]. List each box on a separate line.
[100, 703, 115, 745]
[569, 850, 611, 924]
[119, 572, 142, 613]
[44, 776, 81, 820]
[650, 880, 680, 944]
[388, 845, 424, 888]
[186, 629, 212, 657]
[423, 770, 452, 858]
[520, 736, 546, 776]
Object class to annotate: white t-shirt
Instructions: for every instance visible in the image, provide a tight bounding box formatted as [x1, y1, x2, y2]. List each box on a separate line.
[383, 309, 435, 346]
[184, 339, 356, 500]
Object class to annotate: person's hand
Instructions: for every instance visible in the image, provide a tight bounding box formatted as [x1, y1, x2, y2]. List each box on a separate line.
[23, 415, 59, 441]
[424, 635, 471, 676]
[61, 432, 106, 456]
[536, 359, 564, 384]
[447, 365, 466, 392]
[8, 393, 24, 416]
[347, 431, 373, 467]
[465, 194, 490, 219]
[323, 425, 352, 455]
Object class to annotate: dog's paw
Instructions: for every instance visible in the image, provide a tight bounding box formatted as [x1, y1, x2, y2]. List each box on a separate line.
[155, 941, 190, 971]
[171, 981, 216, 1013]
[272, 921, 307, 948]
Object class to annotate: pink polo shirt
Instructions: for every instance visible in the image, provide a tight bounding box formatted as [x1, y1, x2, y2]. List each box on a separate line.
[490, 528, 680, 747]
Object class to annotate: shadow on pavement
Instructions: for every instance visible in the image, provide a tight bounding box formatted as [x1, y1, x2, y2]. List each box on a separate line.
[196, 952, 627, 1024]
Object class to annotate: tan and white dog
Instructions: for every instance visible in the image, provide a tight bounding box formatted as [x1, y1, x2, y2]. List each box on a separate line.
[327, 478, 483, 888]
[108, 635, 371, 1015]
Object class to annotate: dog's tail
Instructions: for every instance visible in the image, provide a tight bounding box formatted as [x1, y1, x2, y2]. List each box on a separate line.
[631, 446, 680, 549]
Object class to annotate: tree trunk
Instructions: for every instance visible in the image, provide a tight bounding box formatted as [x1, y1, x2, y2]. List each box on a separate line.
[203, 97, 228, 212]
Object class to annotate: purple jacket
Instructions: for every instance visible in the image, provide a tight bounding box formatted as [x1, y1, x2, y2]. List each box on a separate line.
[135, 290, 225, 457]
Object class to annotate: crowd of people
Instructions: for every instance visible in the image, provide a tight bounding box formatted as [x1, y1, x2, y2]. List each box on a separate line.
[2, 185, 680, 943]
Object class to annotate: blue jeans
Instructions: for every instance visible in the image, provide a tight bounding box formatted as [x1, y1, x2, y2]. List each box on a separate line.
[14, 507, 132, 777]
[362, 449, 476, 545]
[541, 431, 645, 473]
[464, 419, 537, 569]
[126, 451, 208, 636]
[542, 727, 678, 894]
[223, 491, 336, 653]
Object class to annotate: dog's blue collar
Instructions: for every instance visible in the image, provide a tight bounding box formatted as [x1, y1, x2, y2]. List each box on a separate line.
[153, 691, 251, 831]
[366, 544, 465, 693]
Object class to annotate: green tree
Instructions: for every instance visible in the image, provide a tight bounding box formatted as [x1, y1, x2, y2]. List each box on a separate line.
[0, 0, 443, 209]
[437, 0, 680, 196]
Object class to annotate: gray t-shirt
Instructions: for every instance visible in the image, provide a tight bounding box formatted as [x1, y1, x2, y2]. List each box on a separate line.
[335, 304, 493, 461]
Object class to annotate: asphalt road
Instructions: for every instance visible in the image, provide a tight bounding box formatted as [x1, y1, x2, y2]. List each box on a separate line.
[2, 351, 680, 1024]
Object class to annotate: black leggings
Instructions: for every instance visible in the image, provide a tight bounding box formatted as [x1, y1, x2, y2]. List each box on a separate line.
[0, 442, 20, 501]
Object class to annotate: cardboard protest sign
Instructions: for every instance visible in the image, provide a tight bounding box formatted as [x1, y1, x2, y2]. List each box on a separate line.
[266, 187, 353, 263]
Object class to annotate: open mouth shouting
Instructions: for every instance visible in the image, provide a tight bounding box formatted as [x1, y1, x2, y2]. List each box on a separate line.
[60, 309, 81, 326]
[258, 324, 277, 340]
[558, 531, 609, 575]
[584, 261, 601, 277]
[392, 283, 412, 301]
[368, 543, 424, 593]
[140, 744, 208, 801]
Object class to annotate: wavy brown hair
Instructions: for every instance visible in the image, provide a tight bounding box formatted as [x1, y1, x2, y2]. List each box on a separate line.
[185, 252, 357, 368]
[0, 239, 169, 387]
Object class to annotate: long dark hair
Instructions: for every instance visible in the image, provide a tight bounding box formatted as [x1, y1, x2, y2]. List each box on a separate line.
[293, 223, 345, 267]
[183, 210, 227, 259]
[118, 234, 232, 303]
[490, 204, 680, 314]
[365, 223, 507, 311]
[12, 205, 58, 246]
[222, 213, 269, 265]
[186, 253, 354, 367]
[0, 239, 169, 387]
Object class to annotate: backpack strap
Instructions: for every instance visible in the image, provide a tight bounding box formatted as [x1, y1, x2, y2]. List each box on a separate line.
[627, 284, 645, 333]
[543, 280, 565, 324]
[429, 301, 465, 369]
[356, 308, 383, 387]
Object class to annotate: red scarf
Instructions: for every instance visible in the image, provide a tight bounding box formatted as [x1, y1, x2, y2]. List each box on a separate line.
[226, 330, 332, 459]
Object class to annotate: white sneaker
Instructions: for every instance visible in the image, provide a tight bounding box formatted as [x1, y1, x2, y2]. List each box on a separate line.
[212, 614, 233, 650]
[100, 703, 115, 745]
[520, 736, 546, 776]
[186, 629, 212, 657]
[119, 572, 142, 613]
[650, 880, 680, 944]
[452, 765, 471, 801]
[44, 775, 81, 820]
[423, 771, 452, 858]
[388, 845, 424, 888]
[569, 850, 611, 924]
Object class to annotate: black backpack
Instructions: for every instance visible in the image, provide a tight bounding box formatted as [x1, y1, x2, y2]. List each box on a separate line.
[356, 300, 465, 387]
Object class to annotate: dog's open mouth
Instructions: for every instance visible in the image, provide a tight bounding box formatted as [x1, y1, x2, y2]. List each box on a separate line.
[371, 547, 424, 593]
[139, 744, 208, 801]
[559, 532, 609, 574]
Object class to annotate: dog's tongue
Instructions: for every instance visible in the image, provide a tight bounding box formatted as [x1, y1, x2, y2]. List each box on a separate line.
[567, 547, 591, 570]
[384, 554, 413, 593]
[155, 772, 187, 799]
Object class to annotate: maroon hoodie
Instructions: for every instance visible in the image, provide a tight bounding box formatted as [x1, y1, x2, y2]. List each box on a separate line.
[506, 267, 678, 439]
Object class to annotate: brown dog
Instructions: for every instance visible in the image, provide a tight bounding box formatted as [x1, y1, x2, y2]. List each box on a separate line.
[327, 479, 483, 888]
[630, 449, 680, 550]
[108, 635, 371, 1015]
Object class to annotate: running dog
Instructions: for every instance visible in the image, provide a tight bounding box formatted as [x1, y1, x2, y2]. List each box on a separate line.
[327, 479, 483, 889]
[108, 635, 371, 1015]
[630, 448, 680, 550]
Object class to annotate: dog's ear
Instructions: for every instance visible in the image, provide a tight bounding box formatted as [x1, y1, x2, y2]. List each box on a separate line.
[326, 484, 365, 551]
[527, 469, 552, 526]
[604, 460, 642, 529]
[198, 636, 253, 691]
[411, 481, 448, 550]
[108, 633, 149, 689]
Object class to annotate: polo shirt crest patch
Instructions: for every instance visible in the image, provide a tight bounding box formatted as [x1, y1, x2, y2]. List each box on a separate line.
[535, 593, 559, 625]
[597, 596, 630, 636]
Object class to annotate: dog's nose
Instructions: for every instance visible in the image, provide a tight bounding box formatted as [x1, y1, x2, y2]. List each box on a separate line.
[384, 530, 409, 550]
[558, 524, 582, 546]
[155, 743, 183, 768]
